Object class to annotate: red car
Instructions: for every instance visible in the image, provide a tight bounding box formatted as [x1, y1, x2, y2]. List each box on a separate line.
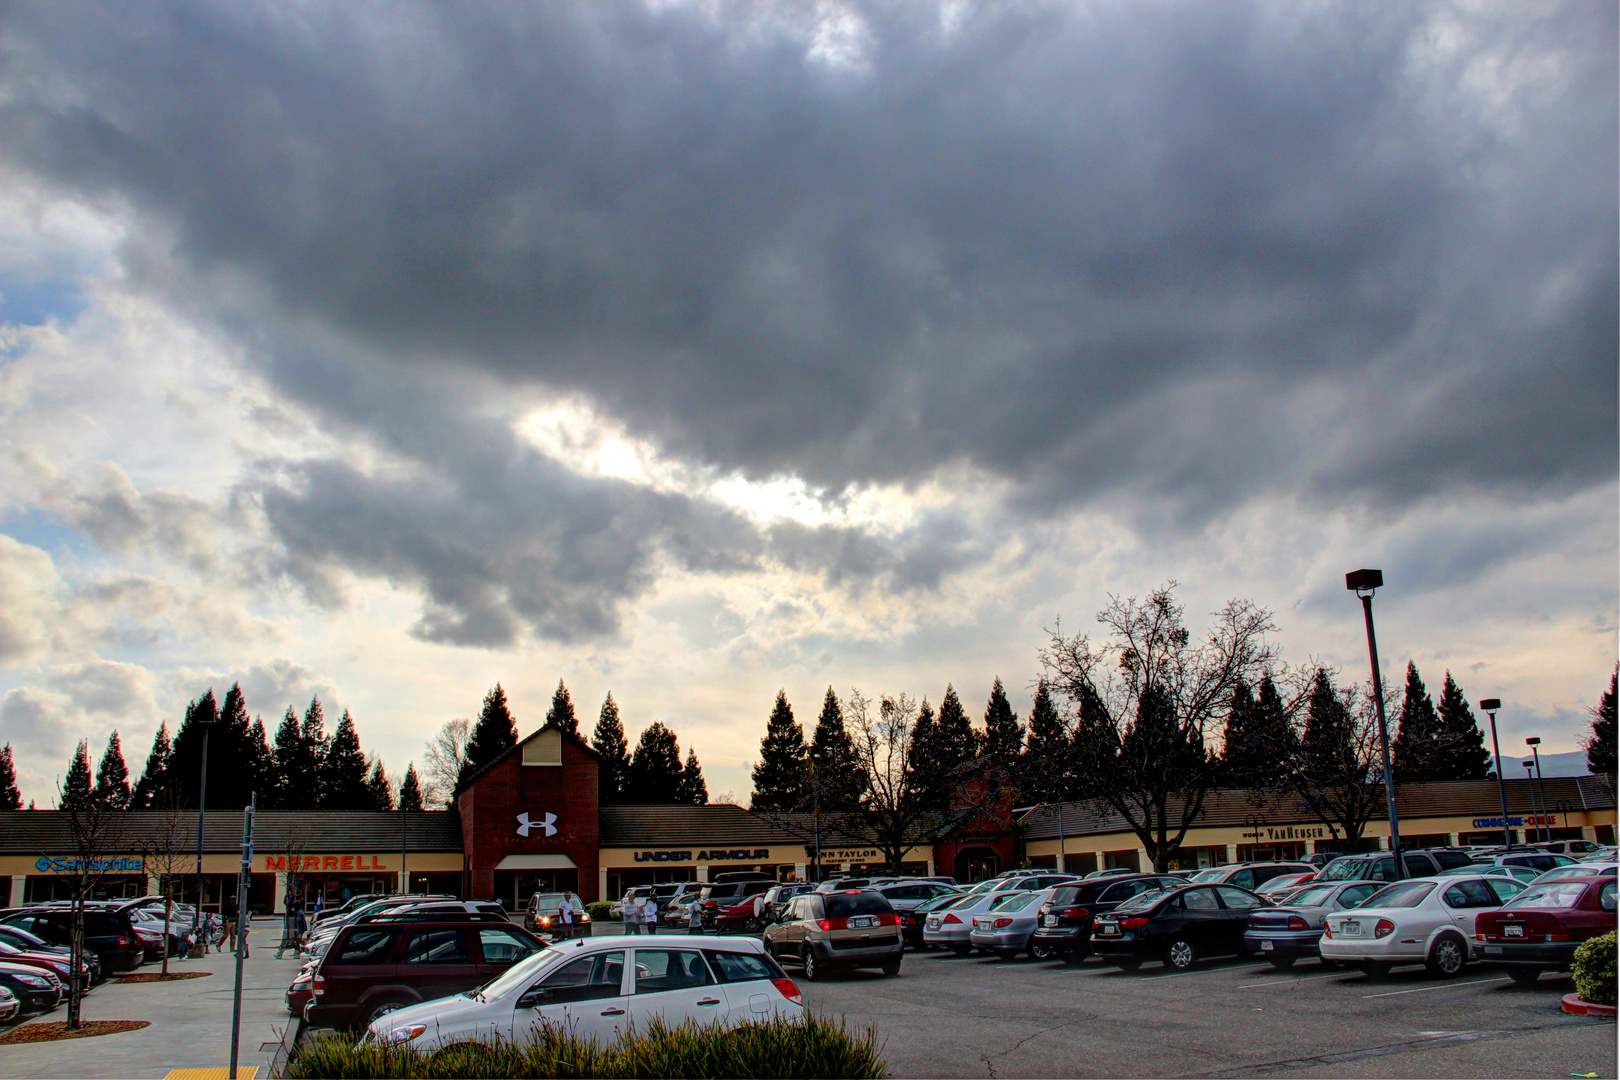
[1475, 875, 1618, 985]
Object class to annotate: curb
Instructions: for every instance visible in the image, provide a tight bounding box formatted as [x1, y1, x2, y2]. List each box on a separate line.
[1560, 993, 1618, 1017]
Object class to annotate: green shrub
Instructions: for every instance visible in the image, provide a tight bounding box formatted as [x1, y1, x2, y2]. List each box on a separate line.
[285, 1014, 887, 1079]
[586, 900, 614, 922]
[1572, 931, 1616, 1007]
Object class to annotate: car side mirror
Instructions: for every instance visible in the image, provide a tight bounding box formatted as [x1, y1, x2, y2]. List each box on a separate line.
[517, 987, 548, 1009]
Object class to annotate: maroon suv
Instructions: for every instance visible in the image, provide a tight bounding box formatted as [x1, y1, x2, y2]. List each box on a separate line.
[304, 914, 544, 1029]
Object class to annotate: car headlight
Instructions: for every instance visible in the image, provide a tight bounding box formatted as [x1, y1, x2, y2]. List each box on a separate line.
[580, 914, 591, 923]
[376, 1024, 426, 1044]
[17, 975, 49, 989]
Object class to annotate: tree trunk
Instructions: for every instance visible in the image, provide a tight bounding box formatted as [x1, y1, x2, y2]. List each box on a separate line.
[161, 892, 172, 977]
[67, 894, 83, 1029]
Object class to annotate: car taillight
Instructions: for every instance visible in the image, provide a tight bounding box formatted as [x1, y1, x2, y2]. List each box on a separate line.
[1545, 920, 1571, 943]
[116, 937, 131, 949]
[943, 914, 961, 925]
[1287, 916, 1310, 931]
[1374, 919, 1395, 939]
[1322, 922, 1332, 938]
[816, 919, 833, 931]
[1120, 917, 1149, 930]
[311, 975, 326, 998]
[1060, 907, 1088, 919]
[772, 977, 803, 1005]
[991, 918, 1013, 929]
[878, 913, 898, 926]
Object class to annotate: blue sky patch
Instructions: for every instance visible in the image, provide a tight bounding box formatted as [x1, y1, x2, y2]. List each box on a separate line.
[0, 274, 84, 328]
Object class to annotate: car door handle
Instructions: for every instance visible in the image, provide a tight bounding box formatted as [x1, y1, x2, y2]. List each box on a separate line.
[697, 997, 721, 1006]
[600, 1008, 626, 1016]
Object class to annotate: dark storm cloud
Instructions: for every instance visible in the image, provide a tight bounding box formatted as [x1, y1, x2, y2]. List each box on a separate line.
[0, 0, 1613, 639]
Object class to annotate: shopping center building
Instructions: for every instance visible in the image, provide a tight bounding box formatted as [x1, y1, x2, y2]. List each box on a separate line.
[0, 719, 1613, 912]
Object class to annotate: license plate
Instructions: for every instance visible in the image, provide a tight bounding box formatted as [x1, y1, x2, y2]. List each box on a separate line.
[1098, 924, 1119, 936]
[1339, 921, 1361, 936]
[1484, 946, 1502, 955]
[1503, 925, 1524, 938]
[1043, 916, 1058, 927]
[849, 917, 875, 929]
[1260, 940, 1274, 951]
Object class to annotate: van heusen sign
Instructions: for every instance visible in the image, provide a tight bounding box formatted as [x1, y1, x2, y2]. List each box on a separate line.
[631, 848, 770, 863]
[262, 854, 398, 872]
[1257, 826, 1330, 842]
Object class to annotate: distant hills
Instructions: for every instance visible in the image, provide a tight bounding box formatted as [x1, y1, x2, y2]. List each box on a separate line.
[1492, 750, 1598, 779]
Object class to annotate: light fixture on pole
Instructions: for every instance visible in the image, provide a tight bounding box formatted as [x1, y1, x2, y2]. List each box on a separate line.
[1479, 698, 1512, 850]
[1346, 569, 1403, 876]
[1521, 761, 1543, 843]
[1526, 737, 1552, 844]
[192, 714, 213, 947]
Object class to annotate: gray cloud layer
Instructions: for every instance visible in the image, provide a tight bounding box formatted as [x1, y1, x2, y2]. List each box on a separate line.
[1, 0, 1613, 642]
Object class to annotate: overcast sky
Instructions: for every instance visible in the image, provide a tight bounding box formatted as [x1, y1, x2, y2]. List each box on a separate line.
[0, 1, 1614, 807]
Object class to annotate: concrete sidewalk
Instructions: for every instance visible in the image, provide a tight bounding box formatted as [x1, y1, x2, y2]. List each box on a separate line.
[0, 918, 303, 1079]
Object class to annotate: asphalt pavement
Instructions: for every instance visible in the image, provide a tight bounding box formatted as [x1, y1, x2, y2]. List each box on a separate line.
[796, 946, 1617, 1079]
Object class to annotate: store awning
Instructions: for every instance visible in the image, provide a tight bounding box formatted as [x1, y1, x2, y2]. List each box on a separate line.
[494, 854, 578, 871]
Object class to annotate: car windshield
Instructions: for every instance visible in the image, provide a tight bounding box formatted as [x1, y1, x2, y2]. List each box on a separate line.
[1286, 886, 1339, 908]
[987, 892, 1035, 912]
[1111, 888, 1169, 914]
[477, 945, 565, 1001]
[1362, 881, 1434, 908]
[532, 894, 565, 909]
[1316, 859, 1364, 881]
[917, 895, 960, 913]
[825, 893, 889, 918]
[1511, 882, 1588, 908]
[1187, 868, 1227, 883]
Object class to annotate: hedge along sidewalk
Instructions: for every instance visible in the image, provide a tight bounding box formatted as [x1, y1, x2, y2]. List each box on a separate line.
[0, 918, 303, 1080]
[285, 1015, 888, 1079]
[1565, 931, 1616, 1015]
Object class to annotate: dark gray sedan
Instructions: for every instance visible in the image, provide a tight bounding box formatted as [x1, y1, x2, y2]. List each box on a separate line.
[1243, 880, 1384, 968]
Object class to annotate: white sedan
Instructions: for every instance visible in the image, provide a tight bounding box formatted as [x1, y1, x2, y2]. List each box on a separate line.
[1319, 874, 1526, 978]
[366, 935, 802, 1051]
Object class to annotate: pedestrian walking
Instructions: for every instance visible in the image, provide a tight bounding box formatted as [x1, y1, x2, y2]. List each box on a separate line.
[642, 894, 659, 936]
[687, 899, 706, 935]
[224, 913, 238, 953]
[558, 891, 577, 940]
[623, 895, 642, 935]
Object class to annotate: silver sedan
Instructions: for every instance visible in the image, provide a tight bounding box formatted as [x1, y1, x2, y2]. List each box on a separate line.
[968, 889, 1056, 960]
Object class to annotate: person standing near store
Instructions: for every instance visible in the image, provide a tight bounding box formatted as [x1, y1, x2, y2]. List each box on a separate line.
[642, 893, 659, 936]
[686, 898, 705, 935]
[623, 895, 641, 935]
[558, 891, 577, 939]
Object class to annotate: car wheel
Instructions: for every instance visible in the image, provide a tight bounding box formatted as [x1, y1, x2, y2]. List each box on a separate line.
[1424, 933, 1467, 979]
[803, 949, 824, 982]
[1031, 942, 1056, 961]
[1267, 955, 1296, 970]
[364, 998, 409, 1026]
[1506, 967, 1542, 986]
[1165, 938, 1197, 971]
[745, 917, 762, 933]
[881, 958, 901, 977]
[1359, 960, 1392, 979]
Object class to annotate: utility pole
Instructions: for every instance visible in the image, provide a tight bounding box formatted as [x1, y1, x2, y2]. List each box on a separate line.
[228, 793, 256, 1080]
[1347, 570, 1403, 877]
[193, 722, 212, 944]
[1480, 699, 1512, 849]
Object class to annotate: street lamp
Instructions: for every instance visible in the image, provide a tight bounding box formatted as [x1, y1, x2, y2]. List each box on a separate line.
[1521, 761, 1544, 844]
[193, 713, 214, 945]
[1479, 698, 1512, 849]
[1346, 569, 1403, 875]
[1526, 737, 1553, 844]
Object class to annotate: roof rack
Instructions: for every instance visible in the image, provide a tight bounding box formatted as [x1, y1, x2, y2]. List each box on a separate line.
[353, 910, 509, 924]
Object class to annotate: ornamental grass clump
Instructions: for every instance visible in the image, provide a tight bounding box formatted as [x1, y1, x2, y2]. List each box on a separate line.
[1571, 930, 1616, 1007]
[284, 1014, 887, 1079]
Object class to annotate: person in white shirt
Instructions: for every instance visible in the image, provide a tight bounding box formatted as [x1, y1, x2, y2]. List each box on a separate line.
[641, 893, 659, 936]
[558, 891, 577, 939]
[623, 894, 642, 935]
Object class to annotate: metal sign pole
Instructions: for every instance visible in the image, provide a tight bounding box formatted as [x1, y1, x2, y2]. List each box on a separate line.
[229, 793, 256, 1079]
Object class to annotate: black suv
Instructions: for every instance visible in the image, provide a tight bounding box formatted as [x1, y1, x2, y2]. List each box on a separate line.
[1030, 874, 1185, 959]
[1, 906, 144, 974]
[1314, 848, 1473, 883]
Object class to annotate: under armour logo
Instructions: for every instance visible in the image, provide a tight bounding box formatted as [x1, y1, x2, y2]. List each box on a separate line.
[516, 812, 557, 838]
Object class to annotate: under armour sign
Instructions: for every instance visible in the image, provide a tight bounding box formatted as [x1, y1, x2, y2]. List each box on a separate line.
[516, 812, 557, 838]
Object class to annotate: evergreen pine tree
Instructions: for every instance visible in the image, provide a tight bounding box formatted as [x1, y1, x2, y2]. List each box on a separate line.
[1070, 682, 1119, 797]
[365, 758, 394, 810]
[398, 764, 425, 811]
[677, 749, 708, 805]
[270, 707, 303, 809]
[936, 684, 979, 766]
[1587, 665, 1617, 775]
[1434, 672, 1491, 780]
[592, 693, 631, 804]
[912, 684, 978, 804]
[93, 731, 131, 809]
[1020, 679, 1069, 802]
[750, 690, 808, 811]
[218, 683, 252, 799]
[1392, 663, 1442, 781]
[61, 740, 93, 811]
[1220, 680, 1258, 786]
[1300, 668, 1352, 784]
[168, 689, 219, 809]
[809, 687, 865, 810]
[460, 684, 518, 789]
[545, 680, 578, 735]
[981, 679, 1024, 773]
[323, 711, 372, 810]
[0, 744, 20, 810]
[130, 724, 171, 808]
[627, 723, 683, 803]
[1247, 675, 1295, 785]
[301, 697, 332, 807]
[244, 716, 275, 804]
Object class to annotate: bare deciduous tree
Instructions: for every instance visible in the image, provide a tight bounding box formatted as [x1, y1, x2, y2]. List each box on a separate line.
[1040, 582, 1280, 871]
[58, 786, 125, 1028]
[422, 718, 471, 808]
[136, 800, 193, 976]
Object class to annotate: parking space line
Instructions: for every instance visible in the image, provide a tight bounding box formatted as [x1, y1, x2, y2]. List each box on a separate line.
[1361, 977, 1509, 998]
[1237, 972, 1348, 989]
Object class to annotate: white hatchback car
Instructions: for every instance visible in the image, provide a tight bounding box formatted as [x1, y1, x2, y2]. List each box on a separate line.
[366, 935, 802, 1051]
[1319, 874, 1526, 978]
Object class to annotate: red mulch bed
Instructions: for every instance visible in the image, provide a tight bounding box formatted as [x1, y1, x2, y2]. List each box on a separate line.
[0, 1021, 150, 1044]
[116, 971, 212, 983]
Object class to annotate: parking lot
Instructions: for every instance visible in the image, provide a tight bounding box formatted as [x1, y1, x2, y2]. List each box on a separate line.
[797, 948, 1616, 1078]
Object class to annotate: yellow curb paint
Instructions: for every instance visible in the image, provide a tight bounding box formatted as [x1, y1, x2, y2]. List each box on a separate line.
[162, 1069, 259, 1080]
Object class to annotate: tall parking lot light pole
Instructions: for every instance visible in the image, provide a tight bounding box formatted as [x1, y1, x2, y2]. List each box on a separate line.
[1521, 762, 1543, 842]
[1527, 738, 1552, 844]
[193, 718, 212, 944]
[1479, 699, 1511, 849]
[1346, 570, 1403, 876]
